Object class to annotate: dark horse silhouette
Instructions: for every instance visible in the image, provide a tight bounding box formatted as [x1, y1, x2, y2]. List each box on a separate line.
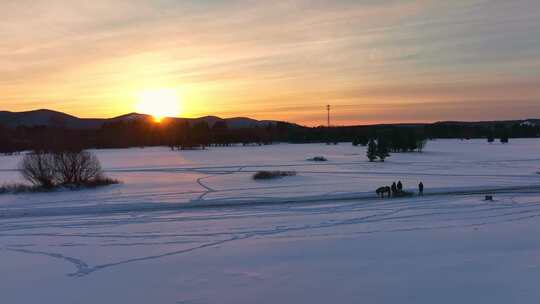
[376, 186, 391, 198]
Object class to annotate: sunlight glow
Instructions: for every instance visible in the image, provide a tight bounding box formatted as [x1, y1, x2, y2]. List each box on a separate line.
[135, 88, 181, 122]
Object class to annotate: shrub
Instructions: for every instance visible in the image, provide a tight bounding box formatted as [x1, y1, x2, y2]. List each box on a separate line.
[0, 183, 39, 194]
[52, 151, 102, 185]
[19, 150, 117, 189]
[19, 152, 56, 188]
[83, 175, 120, 188]
[253, 171, 297, 180]
[307, 156, 327, 162]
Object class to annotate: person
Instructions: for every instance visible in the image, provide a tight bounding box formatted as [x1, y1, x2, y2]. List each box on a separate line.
[397, 181, 403, 193]
[418, 182, 424, 195]
[391, 182, 397, 197]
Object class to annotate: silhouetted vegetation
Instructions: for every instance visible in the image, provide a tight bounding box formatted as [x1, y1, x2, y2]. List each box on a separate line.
[367, 139, 377, 162]
[366, 138, 392, 162]
[487, 129, 495, 143]
[352, 135, 369, 146]
[0, 183, 39, 194]
[0, 117, 538, 154]
[253, 171, 297, 180]
[307, 156, 328, 162]
[18, 149, 118, 191]
[376, 138, 390, 162]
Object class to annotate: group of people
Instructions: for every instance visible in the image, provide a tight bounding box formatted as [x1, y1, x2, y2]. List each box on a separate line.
[376, 181, 424, 198]
[391, 181, 402, 195]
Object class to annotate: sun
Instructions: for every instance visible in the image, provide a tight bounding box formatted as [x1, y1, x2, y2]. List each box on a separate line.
[135, 88, 181, 122]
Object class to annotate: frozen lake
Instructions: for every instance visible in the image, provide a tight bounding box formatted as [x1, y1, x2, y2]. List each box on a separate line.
[1, 139, 540, 303]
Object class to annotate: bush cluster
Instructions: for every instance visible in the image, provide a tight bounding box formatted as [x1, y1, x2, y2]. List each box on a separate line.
[19, 150, 118, 189]
[0, 183, 38, 194]
[366, 139, 390, 162]
[307, 156, 327, 162]
[253, 171, 297, 180]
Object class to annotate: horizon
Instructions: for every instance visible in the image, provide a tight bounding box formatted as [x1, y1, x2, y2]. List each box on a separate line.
[3, 107, 540, 127]
[1, 1, 540, 126]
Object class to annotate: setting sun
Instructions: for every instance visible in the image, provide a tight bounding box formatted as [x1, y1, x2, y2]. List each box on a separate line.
[135, 89, 181, 122]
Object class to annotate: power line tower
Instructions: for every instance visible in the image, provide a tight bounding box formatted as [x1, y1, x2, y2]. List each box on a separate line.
[326, 104, 331, 127]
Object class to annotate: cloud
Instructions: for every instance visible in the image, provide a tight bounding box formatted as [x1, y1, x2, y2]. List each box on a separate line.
[1, 0, 539, 125]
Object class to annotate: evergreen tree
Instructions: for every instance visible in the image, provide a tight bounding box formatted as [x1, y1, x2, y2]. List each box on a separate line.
[500, 128, 510, 144]
[357, 135, 369, 146]
[487, 129, 495, 143]
[376, 138, 390, 162]
[417, 138, 427, 152]
[367, 139, 377, 162]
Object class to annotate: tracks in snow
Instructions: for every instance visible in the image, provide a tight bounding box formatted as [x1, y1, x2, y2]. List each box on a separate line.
[3, 191, 540, 277]
[2, 184, 540, 220]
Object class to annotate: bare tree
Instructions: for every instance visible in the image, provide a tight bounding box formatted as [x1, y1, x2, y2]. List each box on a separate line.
[20, 150, 104, 188]
[53, 151, 102, 185]
[19, 152, 56, 188]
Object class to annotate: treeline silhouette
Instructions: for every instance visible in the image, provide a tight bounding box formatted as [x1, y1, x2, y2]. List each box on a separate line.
[0, 118, 538, 154]
[352, 128, 427, 153]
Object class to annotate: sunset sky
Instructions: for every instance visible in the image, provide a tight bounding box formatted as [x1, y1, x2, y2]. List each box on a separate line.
[1, 0, 539, 125]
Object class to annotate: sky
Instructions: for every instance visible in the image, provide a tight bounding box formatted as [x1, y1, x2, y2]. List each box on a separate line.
[1, 0, 539, 126]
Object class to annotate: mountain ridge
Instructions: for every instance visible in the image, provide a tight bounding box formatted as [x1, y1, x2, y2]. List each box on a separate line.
[0, 109, 290, 129]
[0, 109, 538, 130]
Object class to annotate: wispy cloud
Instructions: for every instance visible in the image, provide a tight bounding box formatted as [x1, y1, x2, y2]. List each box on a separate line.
[1, 0, 539, 124]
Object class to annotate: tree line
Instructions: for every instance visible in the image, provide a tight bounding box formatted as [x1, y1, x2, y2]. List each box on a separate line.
[0, 118, 538, 154]
[0, 119, 294, 153]
[352, 128, 427, 153]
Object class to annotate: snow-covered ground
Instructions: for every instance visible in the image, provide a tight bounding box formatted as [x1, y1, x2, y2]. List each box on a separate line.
[1, 139, 540, 303]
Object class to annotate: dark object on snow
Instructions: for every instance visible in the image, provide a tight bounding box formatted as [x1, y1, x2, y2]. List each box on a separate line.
[397, 181, 403, 192]
[367, 139, 377, 162]
[393, 191, 414, 198]
[19, 150, 114, 188]
[376, 138, 390, 161]
[376, 186, 391, 198]
[391, 182, 398, 196]
[418, 182, 424, 195]
[307, 156, 327, 162]
[253, 171, 296, 180]
[485, 195, 493, 201]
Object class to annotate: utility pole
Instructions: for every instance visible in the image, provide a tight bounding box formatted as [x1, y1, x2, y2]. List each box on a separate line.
[326, 104, 331, 128]
[326, 104, 331, 145]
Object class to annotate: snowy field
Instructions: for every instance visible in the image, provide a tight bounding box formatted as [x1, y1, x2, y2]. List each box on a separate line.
[1, 139, 540, 303]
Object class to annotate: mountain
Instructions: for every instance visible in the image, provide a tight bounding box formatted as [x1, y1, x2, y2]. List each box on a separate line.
[0, 109, 288, 129]
[1, 109, 537, 130]
[0, 109, 104, 129]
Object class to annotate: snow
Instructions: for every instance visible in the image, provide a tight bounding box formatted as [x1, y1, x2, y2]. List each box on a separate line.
[1, 139, 540, 303]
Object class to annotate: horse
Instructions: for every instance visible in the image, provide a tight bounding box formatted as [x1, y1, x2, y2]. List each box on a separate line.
[376, 186, 391, 198]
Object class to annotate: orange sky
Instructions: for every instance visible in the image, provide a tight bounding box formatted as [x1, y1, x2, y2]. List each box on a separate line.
[1, 1, 539, 126]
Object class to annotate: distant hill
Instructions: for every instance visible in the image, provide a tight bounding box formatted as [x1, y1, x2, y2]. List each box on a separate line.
[0, 109, 104, 129]
[0, 109, 290, 130]
[0, 109, 538, 130]
[433, 119, 540, 126]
